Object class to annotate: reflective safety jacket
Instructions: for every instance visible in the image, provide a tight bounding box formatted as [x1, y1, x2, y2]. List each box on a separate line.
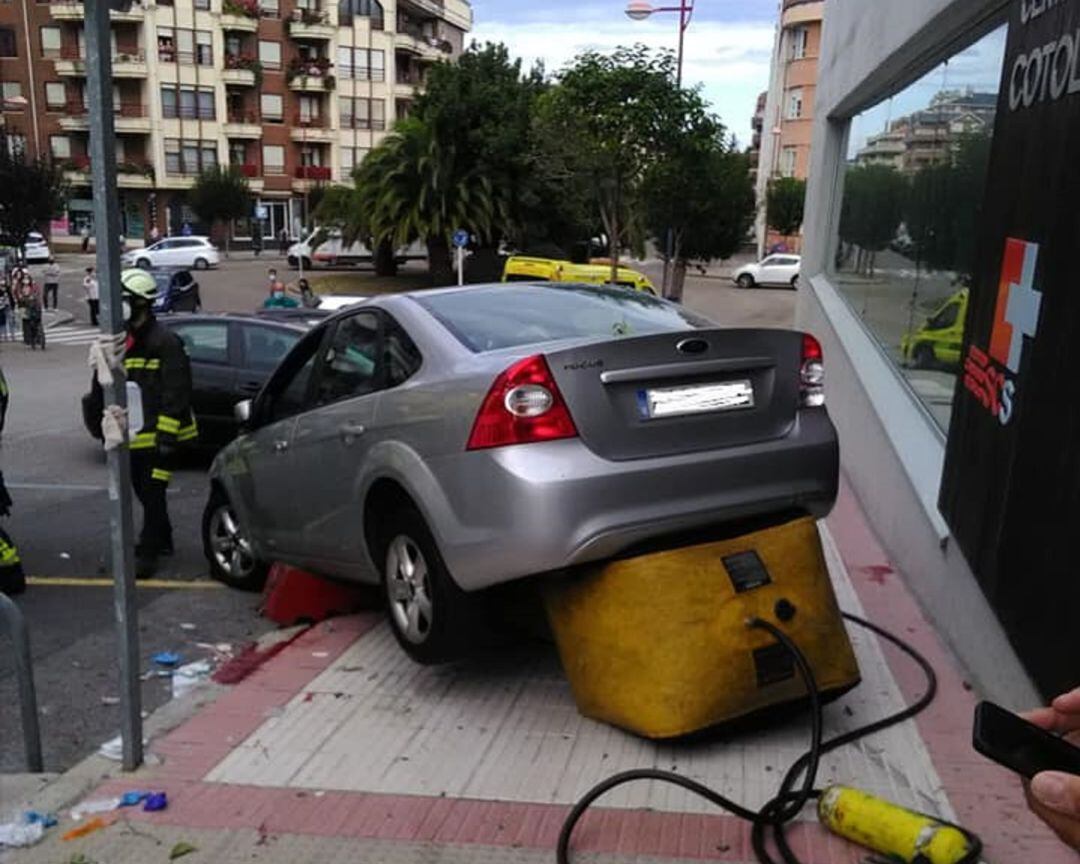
[124, 317, 197, 451]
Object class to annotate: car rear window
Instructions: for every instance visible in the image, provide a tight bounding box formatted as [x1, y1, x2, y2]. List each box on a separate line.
[413, 283, 712, 353]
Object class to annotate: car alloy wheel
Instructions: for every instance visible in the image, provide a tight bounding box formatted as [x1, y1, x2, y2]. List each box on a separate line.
[385, 534, 434, 645]
[913, 343, 935, 369]
[136, 258, 151, 270]
[194, 257, 209, 270]
[209, 503, 255, 582]
[737, 274, 754, 289]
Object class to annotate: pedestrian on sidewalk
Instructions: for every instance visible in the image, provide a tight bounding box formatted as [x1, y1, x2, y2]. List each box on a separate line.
[83, 266, 100, 326]
[0, 280, 12, 342]
[278, 226, 289, 256]
[42, 257, 60, 310]
[80, 224, 90, 253]
[252, 227, 263, 258]
[263, 278, 299, 309]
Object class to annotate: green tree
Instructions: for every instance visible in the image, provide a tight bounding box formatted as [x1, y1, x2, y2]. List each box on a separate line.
[0, 136, 66, 263]
[534, 46, 696, 283]
[188, 166, 252, 257]
[766, 177, 807, 239]
[643, 128, 754, 300]
[839, 163, 906, 275]
[350, 117, 501, 284]
[905, 131, 991, 277]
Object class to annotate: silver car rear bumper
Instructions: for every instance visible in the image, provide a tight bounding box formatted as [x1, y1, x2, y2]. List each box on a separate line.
[424, 408, 838, 591]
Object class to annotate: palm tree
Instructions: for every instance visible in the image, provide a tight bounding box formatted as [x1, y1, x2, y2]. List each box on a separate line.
[345, 117, 504, 284]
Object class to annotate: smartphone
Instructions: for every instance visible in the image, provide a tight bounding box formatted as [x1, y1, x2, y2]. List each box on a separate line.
[972, 701, 1080, 778]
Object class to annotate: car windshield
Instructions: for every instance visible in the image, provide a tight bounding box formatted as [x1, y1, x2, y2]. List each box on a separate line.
[413, 283, 713, 353]
[151, 273, 173, 292]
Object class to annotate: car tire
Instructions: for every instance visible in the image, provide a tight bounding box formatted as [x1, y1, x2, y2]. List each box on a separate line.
[737, 274, 755, 289]
[136, 258, 152, 270]
[790, 275, 799, 289]
[378, 505, 471, 664]
[913, 343, 935, 369]
[287, 255, 298, 269]
[193, 257, 209, 271]
[203, 488, 268, 591]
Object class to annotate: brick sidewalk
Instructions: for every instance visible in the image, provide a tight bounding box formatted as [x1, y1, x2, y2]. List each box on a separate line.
[3, 480, 1072, 864]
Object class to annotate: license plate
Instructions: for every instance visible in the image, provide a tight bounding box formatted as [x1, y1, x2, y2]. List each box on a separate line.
[639, 380, 754, 419]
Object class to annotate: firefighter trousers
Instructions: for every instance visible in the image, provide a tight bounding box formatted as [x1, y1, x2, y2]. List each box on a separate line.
[130, 449, 173, 555]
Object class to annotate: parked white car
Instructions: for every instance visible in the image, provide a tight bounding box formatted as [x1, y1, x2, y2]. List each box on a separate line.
[733, 254, 801, 289]
[123, 236, 220, 271]
[288, 228, 426, 270]
[23, 232, 51, 263]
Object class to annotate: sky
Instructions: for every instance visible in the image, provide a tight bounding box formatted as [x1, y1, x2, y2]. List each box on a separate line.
[468, 0, 781, 146]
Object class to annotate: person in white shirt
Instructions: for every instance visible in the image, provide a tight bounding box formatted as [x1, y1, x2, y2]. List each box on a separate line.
[83, 266, 100, 326]
[43, 258, 60, 310]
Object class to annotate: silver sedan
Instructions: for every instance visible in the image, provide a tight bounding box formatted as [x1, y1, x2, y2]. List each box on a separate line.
[204, 283, 838, 662]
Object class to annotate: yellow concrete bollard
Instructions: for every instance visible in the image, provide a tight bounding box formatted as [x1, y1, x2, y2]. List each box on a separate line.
[543, 516, 860, 739]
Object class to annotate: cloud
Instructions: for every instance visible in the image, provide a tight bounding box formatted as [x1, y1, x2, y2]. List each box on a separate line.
[469, 11, 776, 145]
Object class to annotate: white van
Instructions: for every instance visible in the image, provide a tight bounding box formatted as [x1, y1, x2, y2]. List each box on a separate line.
[287, 228, 426, 269]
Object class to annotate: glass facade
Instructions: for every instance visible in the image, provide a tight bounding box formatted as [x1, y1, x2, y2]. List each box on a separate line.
[830, 24, 1007, 432]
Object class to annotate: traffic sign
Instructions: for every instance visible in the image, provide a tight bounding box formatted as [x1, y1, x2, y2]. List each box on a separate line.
[452, 229, 469, 248]
[255, 205, 269, 220]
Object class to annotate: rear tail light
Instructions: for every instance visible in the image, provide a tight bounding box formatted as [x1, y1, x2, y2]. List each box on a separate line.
[467, 354, 578, 450]
[800, 333, 825, 407]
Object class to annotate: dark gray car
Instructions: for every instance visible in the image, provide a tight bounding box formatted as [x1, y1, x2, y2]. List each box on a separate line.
[205, 283, 838, 662]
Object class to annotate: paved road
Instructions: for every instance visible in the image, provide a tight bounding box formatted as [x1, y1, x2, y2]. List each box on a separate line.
[0, 250, 794, 774]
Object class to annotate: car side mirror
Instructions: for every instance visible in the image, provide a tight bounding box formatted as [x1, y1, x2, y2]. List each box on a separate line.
[234, 399, 252, 426]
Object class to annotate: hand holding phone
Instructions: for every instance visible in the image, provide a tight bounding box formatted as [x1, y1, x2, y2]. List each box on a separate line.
[972, 701, 1080, 778]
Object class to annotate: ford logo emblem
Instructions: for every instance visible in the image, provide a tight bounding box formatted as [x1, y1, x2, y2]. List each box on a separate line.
[676, 338, 708, 355]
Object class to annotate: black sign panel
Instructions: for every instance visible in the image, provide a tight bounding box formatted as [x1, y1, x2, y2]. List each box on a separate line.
[940, 0, 1080, 697]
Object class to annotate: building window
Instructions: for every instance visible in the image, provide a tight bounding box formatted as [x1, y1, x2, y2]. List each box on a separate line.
[45, 82, 66, 110]
[161, 85, 216, 120]
[831, 23, 1007, 432]
[339, 96, 384, 130]
[338, 0, 383, 29]
[194, 0, 209, 9]
[262, 144, 284, 174]
[258, 40, 281, 70]
[0, 29, 16, 58]
[50, 134, 71, 159]
[780, 147, 797, 178]
[261, 0, 279, 17]
[158, 28, 212, 65]
[297, 94, 320, 124]
[336, 47, 384, 81]
[165, 138, 217, 175]
[6, 134, 25, 154]
[1, 81, 23, 103]
[786, 88, 803, 120]
[790, 27, 808, 61]
[40, 26, 61, 59]
[260, 93, 283, 121]
[340, 146, 367, 179]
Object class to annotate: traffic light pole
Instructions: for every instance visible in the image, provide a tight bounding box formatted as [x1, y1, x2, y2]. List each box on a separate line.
[85, 0, 143, 771]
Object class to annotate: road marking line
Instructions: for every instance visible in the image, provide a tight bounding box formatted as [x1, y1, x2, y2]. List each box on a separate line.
[8, 482, 105, 492]
[27, 576, 225, 589]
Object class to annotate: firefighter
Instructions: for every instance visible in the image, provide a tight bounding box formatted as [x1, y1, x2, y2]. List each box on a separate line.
[118, 268, 197, 577]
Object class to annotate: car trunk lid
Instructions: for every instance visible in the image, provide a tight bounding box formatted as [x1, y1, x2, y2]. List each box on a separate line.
[545, 328, 802, 461]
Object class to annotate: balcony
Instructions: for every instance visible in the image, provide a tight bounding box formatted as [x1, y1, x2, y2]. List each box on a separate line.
[223, 110, 262, 138]
[60, 102, 151, 133]
[231, 162, 265, 190]
[62, 157, 154, 188]
[290, 117, 335, 143]
[49, 0, 145, 20]
[395, 28, 448, 62]
[288, 73, 335, 92]
[220, 0, 261, 29]
[292, 164, 330, 190]
[287, 8, 335, 40]
[55, 50, 147, 78]
[223, 55, 260, 86]
[398, 0, 471, 30]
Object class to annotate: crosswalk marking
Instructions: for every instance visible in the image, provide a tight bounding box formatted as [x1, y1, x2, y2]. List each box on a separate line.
[39, 323, 99, 346]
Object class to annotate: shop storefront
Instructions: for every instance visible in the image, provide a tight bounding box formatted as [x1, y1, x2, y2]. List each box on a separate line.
[800, 0, 1076, 702]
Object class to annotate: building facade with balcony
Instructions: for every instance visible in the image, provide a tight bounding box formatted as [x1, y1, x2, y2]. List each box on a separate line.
[753, 0, 823, 257]
[0, 0, 471, 243]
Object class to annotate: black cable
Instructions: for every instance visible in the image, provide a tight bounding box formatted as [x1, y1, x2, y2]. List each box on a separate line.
[556, 610, 967, 864]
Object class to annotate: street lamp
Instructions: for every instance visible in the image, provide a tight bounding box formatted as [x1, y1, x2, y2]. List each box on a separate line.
[626, 0, 695, 299]
[624, 0, 695, 87]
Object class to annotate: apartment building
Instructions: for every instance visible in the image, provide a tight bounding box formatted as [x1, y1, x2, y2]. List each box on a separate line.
[0, 0, 471, 243]
[753, 0, 822, 256]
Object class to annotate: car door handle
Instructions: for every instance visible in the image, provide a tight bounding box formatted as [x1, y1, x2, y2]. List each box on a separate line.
[273, 440, 289, 453]
[339, 423, 366, 442]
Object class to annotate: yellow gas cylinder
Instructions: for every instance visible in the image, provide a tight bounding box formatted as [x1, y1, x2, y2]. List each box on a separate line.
[818, 786, 975, 864]
[543, 515, 860, 738]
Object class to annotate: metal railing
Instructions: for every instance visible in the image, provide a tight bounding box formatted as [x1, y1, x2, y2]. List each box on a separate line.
[0, 592, 43, 772]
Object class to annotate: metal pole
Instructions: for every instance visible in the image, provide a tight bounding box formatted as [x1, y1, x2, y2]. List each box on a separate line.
[675, 0, 687, 88]
[0, 592, 43, 772]
[85, 0, 143, 771]
[662, 1, 689, 300]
